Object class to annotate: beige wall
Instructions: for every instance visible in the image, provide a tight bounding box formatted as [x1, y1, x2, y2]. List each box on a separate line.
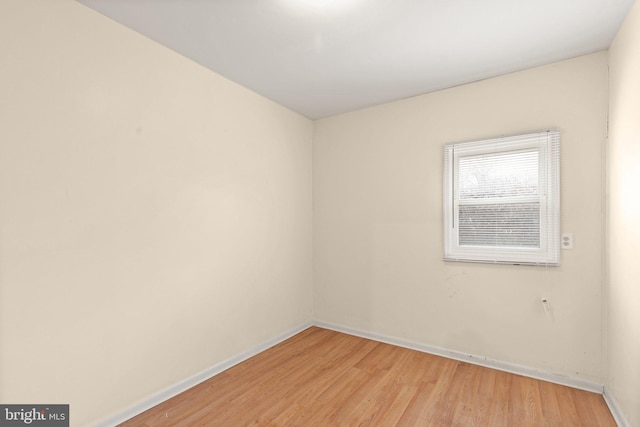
[607, 0, 640, 424]
[0, 1, 313, 425]
[314, 53, 608, 383]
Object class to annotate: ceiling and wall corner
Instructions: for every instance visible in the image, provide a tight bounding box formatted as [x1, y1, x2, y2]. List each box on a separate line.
[77, 0, 634, 119]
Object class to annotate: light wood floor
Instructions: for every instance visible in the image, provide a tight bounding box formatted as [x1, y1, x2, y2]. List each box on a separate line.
[121, 327, 616, 426]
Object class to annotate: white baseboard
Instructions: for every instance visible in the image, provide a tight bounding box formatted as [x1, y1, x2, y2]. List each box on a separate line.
[94, 321, 313, 427]
[313, 320, 604, 394]
[604, 386, 630, 427]
[95, 319, 612, 426]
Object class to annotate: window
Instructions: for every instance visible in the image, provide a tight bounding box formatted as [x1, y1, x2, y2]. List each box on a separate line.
[443, 130, 560, 265]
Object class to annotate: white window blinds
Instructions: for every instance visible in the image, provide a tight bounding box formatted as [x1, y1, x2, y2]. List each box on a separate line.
[443, 130, 560, 265]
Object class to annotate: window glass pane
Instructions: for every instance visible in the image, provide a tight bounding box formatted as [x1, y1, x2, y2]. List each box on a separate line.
[459, 150, 538, 199]
[459, 202, 540, 248]
[443, 130, 559, 265]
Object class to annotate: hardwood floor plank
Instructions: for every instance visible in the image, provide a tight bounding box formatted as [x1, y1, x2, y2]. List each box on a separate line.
[300, 367, 374, 426]
[570, 387, 617, 427]
[119, 327, 615, 427]
[395, 358, 458, 425]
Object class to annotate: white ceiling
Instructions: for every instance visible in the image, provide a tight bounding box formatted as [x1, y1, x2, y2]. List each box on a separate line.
[78, 0, 634, 119]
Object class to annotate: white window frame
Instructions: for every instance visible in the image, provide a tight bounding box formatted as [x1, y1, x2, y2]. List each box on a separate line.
[443, 130, 560, 266]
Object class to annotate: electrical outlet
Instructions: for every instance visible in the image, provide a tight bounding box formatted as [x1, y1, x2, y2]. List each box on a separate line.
[561, 233, 573, 249]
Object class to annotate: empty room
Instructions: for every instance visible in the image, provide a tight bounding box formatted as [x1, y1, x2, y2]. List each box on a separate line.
[1, 0, 639, 426]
